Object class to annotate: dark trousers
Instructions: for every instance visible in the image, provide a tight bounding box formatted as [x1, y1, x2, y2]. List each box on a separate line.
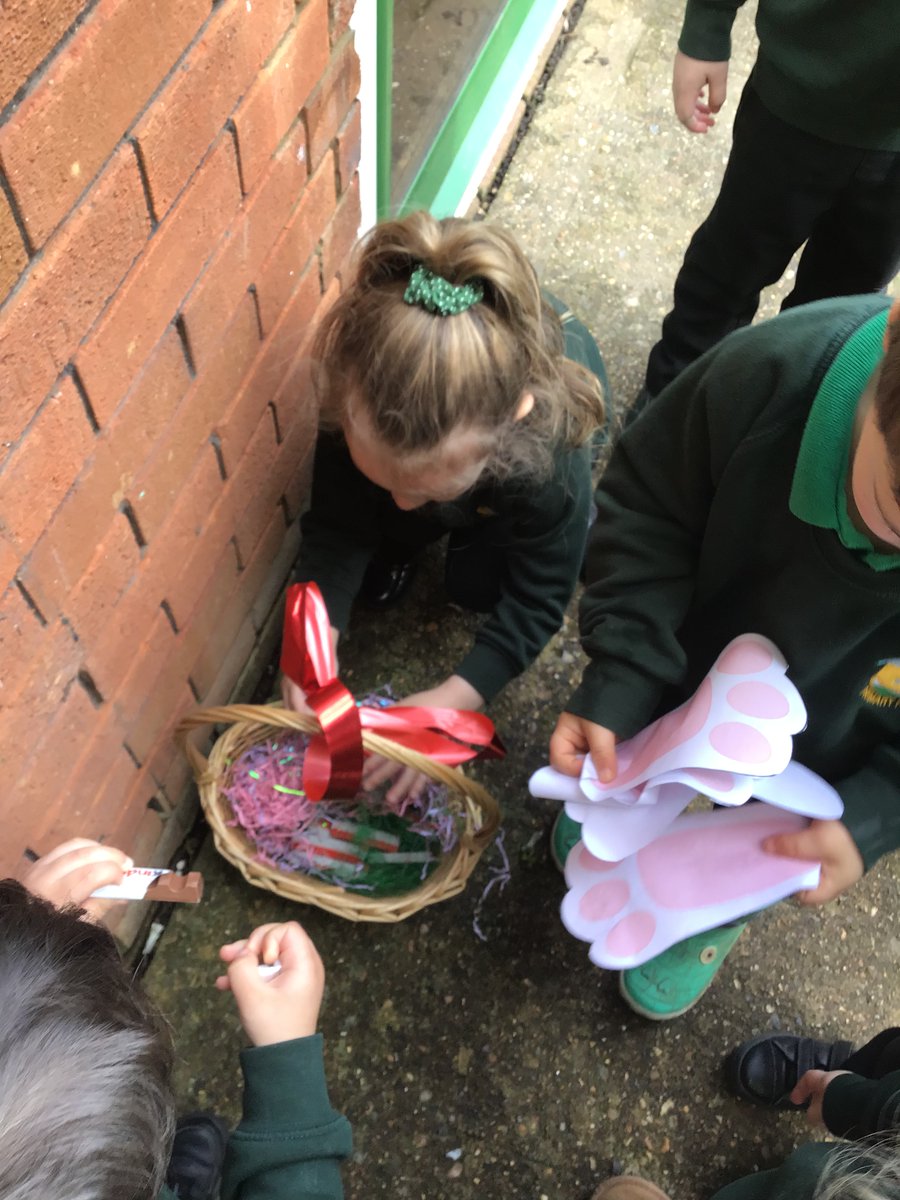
[645, 79, 900, 396]
[377, 513, 503, 614]
[843, 1026, 900, 1077]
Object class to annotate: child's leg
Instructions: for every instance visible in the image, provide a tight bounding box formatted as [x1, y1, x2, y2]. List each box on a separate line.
[841, 1027, 900, 1078]
[360, 510, 446, 608]
[644, 82, 864, 397]
[782, 149, 900, 309]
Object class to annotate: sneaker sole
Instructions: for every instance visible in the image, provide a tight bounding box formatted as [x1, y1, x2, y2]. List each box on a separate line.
[618, 969, 716, 1021]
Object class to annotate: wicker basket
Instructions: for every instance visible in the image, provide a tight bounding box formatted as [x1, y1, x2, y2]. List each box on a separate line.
[177, 702, 502, 922]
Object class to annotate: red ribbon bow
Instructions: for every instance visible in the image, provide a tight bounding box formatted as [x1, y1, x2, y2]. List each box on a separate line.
[280, 583, 505, 800]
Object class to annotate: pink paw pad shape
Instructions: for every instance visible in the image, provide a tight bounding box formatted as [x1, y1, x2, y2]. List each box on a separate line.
[566, 633, 824, 860]
[561, 804, 821, 969]
[581, 633, 807, 803]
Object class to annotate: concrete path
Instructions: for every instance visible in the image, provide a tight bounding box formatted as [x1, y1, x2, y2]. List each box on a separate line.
[147, 4, 900, 1198]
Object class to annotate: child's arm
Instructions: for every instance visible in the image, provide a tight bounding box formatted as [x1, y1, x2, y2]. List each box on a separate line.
[798, 1067, 900, 1140]
[565, 375, 721, 750]
[672, 0, 742, 130]
[556, 335, 780, 780]
[449, 444, 596, 707]
[216, 922, 351, 1200]
[366, 445, 596, 806]
[791, 1069, 852, 1129]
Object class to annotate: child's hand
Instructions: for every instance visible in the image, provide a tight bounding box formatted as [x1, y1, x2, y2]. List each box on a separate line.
[363, 676, 485, 809]
[550, 712, 618, 782]
[280, 625, 341, 715]
[791, 1068, 851, 1127]
[763, 819, 864, 904]
[672, 51, 728, 133]
[217, 921, 324, 1047]
[22, 839, 133, 916]
[280, 674, 315, 717]
[361, 752, 431, 809]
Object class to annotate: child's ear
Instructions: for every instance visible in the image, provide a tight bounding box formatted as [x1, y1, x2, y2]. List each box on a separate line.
[515, 391, 535, 420]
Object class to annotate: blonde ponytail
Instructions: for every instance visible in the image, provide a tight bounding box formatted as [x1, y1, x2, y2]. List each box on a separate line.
[311, 211, 605, 481]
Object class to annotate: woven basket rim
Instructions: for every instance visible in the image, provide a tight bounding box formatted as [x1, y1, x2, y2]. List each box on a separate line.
[176, 702, 502, 922]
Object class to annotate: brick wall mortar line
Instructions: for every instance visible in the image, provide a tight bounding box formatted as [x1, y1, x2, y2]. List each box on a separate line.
[0, 0, 299, 250]
[174, 315, 198, 378]
[0, 166, 34, 257]
[68, 365, 101, 434]
[0, 0, 103, 126]
[128, 136, 160, 229]
[226, 118, 248, 196]
[1, 366, 69, 461]
[1, 0, 219, 247]
[0, 140, 149, 346]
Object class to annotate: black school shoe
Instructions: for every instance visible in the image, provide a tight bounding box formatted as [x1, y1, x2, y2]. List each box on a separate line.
[165, 1112, 230, 1200]
[360, 553, 418, 609]
[724, 1032, 855, 1109]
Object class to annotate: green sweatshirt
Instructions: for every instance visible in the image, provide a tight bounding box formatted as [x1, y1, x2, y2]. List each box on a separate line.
[679, 0, 900, 151]
[824, 1068, 900, 1140]
[295, 303, 604, 703]
[159, 1036, 351, 1200]
[570, 294, 900, 870]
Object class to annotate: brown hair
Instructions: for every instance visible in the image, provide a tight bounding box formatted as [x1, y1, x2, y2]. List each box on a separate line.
[875, 309, 900, 471]
[312, 210, 605, 481]
[0, 881, 175, 1200]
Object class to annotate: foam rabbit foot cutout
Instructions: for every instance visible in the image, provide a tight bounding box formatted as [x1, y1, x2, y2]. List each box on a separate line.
[531, 633, 841, 863]
[570, 757, 842, 864]
[561, 804, 820, 969]
[580, 633, 808, 803]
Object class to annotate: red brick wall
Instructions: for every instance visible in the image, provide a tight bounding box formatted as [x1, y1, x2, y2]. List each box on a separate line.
[0, 0, 361, 878]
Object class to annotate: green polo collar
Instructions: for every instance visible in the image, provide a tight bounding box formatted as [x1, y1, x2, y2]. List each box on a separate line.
[789, 308, 898, 571]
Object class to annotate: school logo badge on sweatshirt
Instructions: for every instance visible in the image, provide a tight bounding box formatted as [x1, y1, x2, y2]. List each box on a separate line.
[861, 659, 900, 707]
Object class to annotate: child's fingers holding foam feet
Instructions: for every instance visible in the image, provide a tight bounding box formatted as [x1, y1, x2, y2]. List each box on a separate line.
[218, 922, 325, 1046]
[763, 819, 864, 905]
[550, 713, 618, 781]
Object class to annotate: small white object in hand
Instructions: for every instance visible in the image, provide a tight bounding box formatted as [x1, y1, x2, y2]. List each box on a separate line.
[257, 961, 283, 980]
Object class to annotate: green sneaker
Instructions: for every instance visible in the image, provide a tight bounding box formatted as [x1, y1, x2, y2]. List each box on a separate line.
[550, 810, 583, 872]
[619, 922, 748, 1020]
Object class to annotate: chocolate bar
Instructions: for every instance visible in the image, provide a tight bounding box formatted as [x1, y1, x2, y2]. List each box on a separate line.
[144, 871, 204, 903]
[91, 867, 204, 903]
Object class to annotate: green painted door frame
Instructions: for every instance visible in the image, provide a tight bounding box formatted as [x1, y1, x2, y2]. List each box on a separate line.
[376, 0, 563, 218]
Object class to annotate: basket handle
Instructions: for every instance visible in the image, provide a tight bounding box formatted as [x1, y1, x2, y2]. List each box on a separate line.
[176, 703, 503, 845]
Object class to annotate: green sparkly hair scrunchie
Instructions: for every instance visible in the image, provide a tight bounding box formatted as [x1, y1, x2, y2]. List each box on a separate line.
[403, 263, 484, 316]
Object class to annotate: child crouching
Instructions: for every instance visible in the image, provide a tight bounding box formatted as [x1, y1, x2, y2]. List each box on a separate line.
[0, 840, 350, 1200]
